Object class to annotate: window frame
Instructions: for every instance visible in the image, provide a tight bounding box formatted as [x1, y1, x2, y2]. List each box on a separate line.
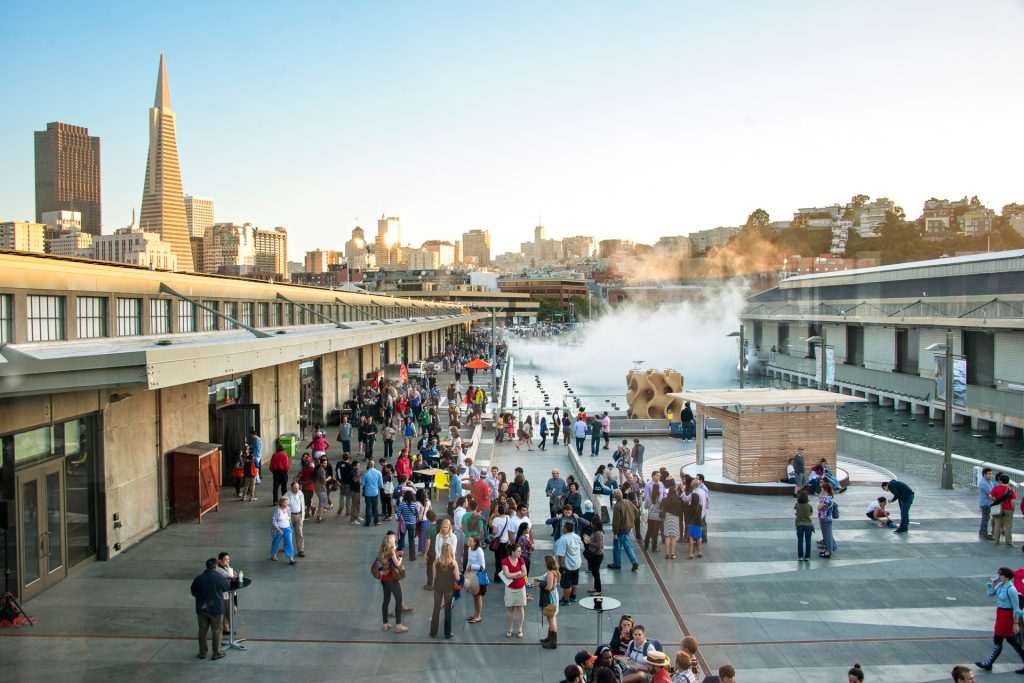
[76, 296, 107, 339]
[115, 297, 142, 336]
[27, 294, 65, 342]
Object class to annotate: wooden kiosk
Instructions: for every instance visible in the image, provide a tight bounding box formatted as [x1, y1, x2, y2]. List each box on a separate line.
[673, 388, 865, 487]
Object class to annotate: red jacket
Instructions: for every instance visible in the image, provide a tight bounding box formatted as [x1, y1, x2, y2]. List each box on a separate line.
[396, 456, 412, 479]
[268, 449, 289, 473]
[308, 436, 330, 453]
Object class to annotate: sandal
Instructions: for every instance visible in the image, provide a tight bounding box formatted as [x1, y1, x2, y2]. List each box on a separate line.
[468, 617, 481, 623]
[517, 630, 523, 638]
[383, 624, 392, 631]
[395, 625, 408, 633]
[506, 630, 513, 638]
[697, 553, 702, 558]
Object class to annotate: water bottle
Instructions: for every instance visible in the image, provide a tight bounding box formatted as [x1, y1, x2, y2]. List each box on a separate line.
[238, 570, 244, 586]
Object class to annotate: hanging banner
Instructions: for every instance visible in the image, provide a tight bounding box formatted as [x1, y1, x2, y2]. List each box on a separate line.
[934, 354, 967, 409]
[814, 346, 836, 387]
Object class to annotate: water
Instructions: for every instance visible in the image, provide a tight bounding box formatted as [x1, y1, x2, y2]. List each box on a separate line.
[505, 336, 1024, 468]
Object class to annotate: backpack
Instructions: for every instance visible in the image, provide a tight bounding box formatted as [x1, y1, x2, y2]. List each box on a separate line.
[831, 500, 840, 519]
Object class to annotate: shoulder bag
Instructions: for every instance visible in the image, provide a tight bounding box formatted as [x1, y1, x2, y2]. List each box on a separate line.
[490, 517, 511, 552]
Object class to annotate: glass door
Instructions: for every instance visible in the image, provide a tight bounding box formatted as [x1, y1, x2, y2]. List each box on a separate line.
[17, 459, 66, 600]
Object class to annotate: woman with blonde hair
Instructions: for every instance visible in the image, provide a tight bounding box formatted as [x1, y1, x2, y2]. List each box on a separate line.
[376, 533, 408, 633]
[535, 554, 560, 649]
[429, 543, 460, 639]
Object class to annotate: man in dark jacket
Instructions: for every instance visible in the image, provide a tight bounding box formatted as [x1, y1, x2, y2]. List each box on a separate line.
[882, 479, 915, 533]
[190, 557, 230, 659]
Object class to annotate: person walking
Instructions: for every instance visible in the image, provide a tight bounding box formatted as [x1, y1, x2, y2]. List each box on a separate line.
[630, 439, 645, 475]
[979, 467, 995, 540]
[299, 453, 315, 516]
[536, 554, 560, 649]
[562, 414, 572, 449]
[502, 542, 528, 638]
[337, 415, 352, 454]
[794, 490, 814, 561]
[397, 490, 419, 560]
[190, 557, 230, 660]
[429, 543, 460, 639]
[601, 411, 611, 449]
[590, 415, 602, 456]
[539, 416, 548, 451]
[522, 415, 534, 451]
[375, 534, 409, 633]
[268, 442, 289, 502]
[347, 460, 363, 524]
[975, 566, 1024, 673]
[241, 446, 258, 502]
[882, 479, 915, 533]
[573, 416, 588, 453]
[313, 456, 329, 522]
[608, 489, 640, 571]
[551, 409, 561, 446]
[270, 497, 296, 565]
[362, 459, 384, 526]
[287, 481, 306, 558]
[818, 482, 837, 559]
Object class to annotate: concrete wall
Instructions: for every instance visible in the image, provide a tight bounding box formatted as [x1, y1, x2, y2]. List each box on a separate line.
[103, 389, 160, 556]
[157, 381, 209, 527]
[864, 326, 895, 372]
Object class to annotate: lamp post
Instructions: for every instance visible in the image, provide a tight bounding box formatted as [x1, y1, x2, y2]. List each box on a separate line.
[727, 326, 745, 389]
[806, 333, 827, 390]
[926, 335, 955, 490]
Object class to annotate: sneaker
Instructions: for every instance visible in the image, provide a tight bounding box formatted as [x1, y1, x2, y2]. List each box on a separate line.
[569, 594, 577, 602]
[559, 599, 569, 606]
[631, 563, 639, 572]
[606, 564, 621, 570]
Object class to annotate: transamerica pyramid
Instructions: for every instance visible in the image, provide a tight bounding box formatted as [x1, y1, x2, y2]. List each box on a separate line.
[138, 54, 194, 271]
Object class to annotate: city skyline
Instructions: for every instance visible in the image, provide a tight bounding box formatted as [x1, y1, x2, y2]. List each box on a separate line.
[1, 1, 1023, 256]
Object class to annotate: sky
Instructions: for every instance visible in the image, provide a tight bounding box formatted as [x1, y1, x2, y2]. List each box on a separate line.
[2, 1, 1023, 257]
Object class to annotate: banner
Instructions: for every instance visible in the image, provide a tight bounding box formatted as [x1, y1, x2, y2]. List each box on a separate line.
[815, 346, 836, 387]
[934, 354, 967, 409]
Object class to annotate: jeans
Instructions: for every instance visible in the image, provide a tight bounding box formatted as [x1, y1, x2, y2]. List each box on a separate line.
[820, 518, 836, 552]
[271, 470, 289, 501]
[384, 439, 393, 459]
[539, 434, 547, 450]
[575, 436, 585, 453]
[981, 504, 992, 535]
[196, 612, 224, 657]
[613, 531, 638, 566]
[381, 579, 403, 624]
[896, 494, 913, 532]
[365, 495, 380, 525]
[591, 435, 601, 455]
[271, 527, 294, 558]
[365, 437, 375, 459]
[796, 524, 813, 559]
[382, 494, 393, 519]
[341, 439, 351, 454]
[418, 519, 430, 553]
[430, 590, 454, 637]
[398, 525, 417, 559]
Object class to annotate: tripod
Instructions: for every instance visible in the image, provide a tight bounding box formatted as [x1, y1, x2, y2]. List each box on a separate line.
[1, 522, 33, 626]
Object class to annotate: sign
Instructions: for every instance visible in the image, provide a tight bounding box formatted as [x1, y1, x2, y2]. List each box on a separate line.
[934, 354, 967, 409]
[398, 364, 408, 385]
[814, 346, 836, 387]
[342, 373, 350, 379]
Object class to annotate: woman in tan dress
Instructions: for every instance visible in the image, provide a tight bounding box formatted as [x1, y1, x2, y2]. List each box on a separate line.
[430, 543, 460, 639]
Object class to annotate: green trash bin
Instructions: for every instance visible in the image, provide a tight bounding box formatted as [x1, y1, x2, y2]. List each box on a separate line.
[279, 433, 298, 458]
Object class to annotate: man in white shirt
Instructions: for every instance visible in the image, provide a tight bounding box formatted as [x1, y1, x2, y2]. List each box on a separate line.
[286, 481, 306, 557]
[486, 466, 501, 504]
[508, 503, 533, 542]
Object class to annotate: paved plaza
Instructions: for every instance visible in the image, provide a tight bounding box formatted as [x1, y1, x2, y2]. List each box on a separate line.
[3, 426, 1023, 681]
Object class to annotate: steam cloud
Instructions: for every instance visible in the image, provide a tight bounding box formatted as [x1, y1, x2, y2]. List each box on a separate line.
[508, 281, 750, 393]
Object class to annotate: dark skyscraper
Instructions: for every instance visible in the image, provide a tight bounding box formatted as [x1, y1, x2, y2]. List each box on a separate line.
[34, 122, 102, 235]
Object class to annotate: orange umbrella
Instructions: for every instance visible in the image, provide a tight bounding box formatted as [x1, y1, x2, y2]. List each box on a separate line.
[465, 358, 491, 369]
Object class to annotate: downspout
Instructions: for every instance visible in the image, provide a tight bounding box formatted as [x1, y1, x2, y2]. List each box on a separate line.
[156, 389, 167, 528]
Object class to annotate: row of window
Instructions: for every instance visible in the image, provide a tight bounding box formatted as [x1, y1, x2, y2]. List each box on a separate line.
[0, 293, 454, 343]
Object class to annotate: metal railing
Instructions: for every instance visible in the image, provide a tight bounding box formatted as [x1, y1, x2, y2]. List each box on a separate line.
[837, 426, 1024, 494]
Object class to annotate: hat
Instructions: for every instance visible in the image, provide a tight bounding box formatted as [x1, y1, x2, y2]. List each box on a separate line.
[583, 500, 594, 511]
[574, 650, 597, 666]
[643, 651, 671, 668]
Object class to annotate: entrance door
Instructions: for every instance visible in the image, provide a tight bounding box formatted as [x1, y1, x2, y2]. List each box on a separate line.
[17, 459, 66, 600]
[217, 404, 260, 481]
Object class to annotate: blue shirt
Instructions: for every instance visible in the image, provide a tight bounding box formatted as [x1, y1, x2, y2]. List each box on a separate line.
[340, 424, 352, 441]
[988, 580, 1023, 618]
[361, 468, 383, 496]
[979, 475, 995, 507]
[448, 475, 463, 503]
[554, 531, 584, 571]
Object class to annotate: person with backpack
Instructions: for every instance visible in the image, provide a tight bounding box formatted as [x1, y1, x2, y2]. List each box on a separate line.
[373, 533, 408, 633]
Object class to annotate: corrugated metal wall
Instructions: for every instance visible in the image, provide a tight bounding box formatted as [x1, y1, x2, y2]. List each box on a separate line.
[825, 323, 847, 361]
[995, 331, 1024, 384]
[864, 326, 895, 371]
[761, 321, 778, 351]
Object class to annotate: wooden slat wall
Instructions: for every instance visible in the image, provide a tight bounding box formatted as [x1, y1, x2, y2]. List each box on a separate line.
[717, 407, 836, 484]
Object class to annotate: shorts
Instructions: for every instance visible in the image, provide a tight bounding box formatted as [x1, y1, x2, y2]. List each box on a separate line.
[504, 586, 527, 607]
[865, 511, 876, 520]
[317, 491, 329, 507]
[559, 569, 579, 589]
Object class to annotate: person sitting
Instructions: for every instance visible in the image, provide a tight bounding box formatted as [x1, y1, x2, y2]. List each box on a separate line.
[866, 496, 896, 528]
[779, 458, 797, 485]
[815, 458, 844, 493]
[623, 624, 660, 666]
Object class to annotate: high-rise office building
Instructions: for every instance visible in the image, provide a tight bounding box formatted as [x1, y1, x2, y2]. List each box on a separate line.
[184, 195, 214, 238]
[138, 55, 194, 271]
[254, 227, 288, 278]
[375, 216, 402, 270]
[93, 227, 177, 270]
[34, 122, 102, 235]
[462, 229, 490, 266]
[202, 223, 256, 275]
[421, 240, 457, 267]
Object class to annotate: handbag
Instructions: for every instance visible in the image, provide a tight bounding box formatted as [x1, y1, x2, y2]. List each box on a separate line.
[390, 557, 407, 581]
[831, 501, 840, 519]
[464, 569, 480, 596]
[477, 570, 489, 587]
[490, 517, 511, 552]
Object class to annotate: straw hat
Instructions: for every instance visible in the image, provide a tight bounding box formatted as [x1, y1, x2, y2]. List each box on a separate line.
[643, 651, 671, 668]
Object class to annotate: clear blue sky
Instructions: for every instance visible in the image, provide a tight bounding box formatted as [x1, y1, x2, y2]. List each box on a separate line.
[2, 0, 1022, 256]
